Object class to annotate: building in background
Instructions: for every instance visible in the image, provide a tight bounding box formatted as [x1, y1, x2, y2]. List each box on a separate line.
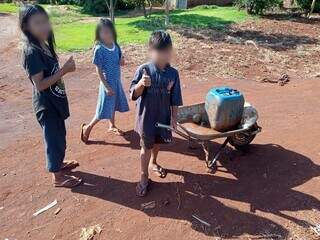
[168, 0, 233, 9]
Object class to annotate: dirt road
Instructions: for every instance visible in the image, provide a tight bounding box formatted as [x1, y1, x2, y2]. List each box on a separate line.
[0, 13, 320, 240]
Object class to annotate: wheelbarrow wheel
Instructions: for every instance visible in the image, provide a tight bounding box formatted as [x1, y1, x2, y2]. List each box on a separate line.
[229, 123, 258, 151]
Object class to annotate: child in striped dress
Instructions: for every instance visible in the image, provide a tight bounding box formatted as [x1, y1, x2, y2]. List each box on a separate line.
[81, 18, 129, 142]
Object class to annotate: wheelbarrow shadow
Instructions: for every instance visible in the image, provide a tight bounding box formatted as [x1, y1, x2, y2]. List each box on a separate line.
[212, 143, 320, 228]
[71, 144, 320, 238]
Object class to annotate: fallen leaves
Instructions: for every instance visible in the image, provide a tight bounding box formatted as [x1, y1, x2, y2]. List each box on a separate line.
[80, 224, 102, 240]
[141, 201, 156, 210]
[260, 73, 290, 86]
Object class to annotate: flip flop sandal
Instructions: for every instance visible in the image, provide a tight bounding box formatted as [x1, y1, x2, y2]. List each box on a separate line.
[108, 128, 124, 136]
[54, 176, 83, 188]
[61, 160, 79, 171]
[152, 166, 167, 178]
[80, 123, 89, 144]
[136, 180, 151, 197]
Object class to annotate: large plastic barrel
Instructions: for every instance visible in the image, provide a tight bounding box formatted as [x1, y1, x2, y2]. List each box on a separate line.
[205, 87, 244, 131]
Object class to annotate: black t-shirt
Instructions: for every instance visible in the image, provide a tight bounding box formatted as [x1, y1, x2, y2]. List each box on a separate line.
[23, 44, 70, 120]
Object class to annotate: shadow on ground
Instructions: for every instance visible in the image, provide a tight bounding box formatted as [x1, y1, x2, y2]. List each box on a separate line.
[74, 132, 320, 238]
[262, 13, 320, 25]
[0, 13, 11, 16]
[176, 27, 318, 51]
[129, 13, 234, 31]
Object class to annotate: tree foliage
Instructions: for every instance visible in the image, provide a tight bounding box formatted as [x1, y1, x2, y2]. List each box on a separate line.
[234, 0, 281, 14]
[296, 0, 320, 13]
[37, 0, 135, 14]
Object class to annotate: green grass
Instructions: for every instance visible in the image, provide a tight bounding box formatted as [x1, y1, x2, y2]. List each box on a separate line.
[55, 17, 153, 51]
[132, 6, 249, 30]
[0, 3, 250, 51]
[0, 3, 18, 13]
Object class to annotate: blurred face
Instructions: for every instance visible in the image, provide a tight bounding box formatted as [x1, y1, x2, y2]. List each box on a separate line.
[99, 26, 114, 45]
[27, 13, 51, 42]
[149, 47, 173, 67]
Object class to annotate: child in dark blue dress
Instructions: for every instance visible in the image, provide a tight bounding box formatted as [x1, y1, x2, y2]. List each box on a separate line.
[130, 31, 183, 196]
[20, 5, 82, 188]
[81, 19, 129, 142]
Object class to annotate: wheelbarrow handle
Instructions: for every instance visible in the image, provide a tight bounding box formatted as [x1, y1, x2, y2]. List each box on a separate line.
[155, 123, 191, 140]
[155, 123, 174, 131]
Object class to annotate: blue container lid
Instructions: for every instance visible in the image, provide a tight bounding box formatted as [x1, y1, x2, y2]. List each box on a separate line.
[208, 87, 242, 99]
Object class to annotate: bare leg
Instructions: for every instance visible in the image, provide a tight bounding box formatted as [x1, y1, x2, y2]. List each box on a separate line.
[108, 113, 115, 129]
[108, 112, 124, 135]
[136, 146, 152, 196]
[140, 147, 152, 183]
[150, 144, 160, 166]
[83, 116, 100, 140]
[149, 144, 167, 178]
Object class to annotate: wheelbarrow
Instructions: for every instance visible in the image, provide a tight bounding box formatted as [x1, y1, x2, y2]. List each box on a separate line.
[156, 102, 262, 171]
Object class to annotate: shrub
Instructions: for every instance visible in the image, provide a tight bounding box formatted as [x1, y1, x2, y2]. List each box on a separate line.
[234, 0, 281, 14]
[37, 0, 135, 14]
[37, 0, 82, 4]
[296, 0, 320, 12]
[117, 0, 136, 10]
[81, 0, 107, 14]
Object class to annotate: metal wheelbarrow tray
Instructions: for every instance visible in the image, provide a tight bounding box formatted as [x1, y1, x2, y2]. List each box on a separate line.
[156, 102, 262, 171]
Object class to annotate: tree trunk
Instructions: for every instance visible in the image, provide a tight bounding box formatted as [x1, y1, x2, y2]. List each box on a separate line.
[110, 0, 114, 23]
[142, 1, 147, 18]
[308, 0, 317, 18]
[149, 5, 153, 14]
[147, 0, 153, 16]
[106, 0, 116, 23]
[165, 0, 170, 26]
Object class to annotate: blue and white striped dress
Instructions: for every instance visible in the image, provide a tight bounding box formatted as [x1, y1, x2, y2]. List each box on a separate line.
[93, 43, 129, 120]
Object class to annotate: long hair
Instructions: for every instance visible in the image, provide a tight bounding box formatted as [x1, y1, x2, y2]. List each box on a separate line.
[19, 4, 57, 59]
[95, 18, 118, 45]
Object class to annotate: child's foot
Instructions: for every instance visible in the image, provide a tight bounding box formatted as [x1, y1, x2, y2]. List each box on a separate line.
[54, 175, 82, 188]
[136, 179, 150, 197]
[149, 163, 167, 178]
[60, 160, 79, 171]
[80, 123, 90, 143]
[108, 127, 124, 136]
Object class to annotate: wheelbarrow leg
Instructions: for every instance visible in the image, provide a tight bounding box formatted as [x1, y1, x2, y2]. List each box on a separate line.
[201, 141, 210, 164]
[207, 137, 230, 170]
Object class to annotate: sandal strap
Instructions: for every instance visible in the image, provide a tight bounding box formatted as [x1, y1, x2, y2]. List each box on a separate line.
[55, 176, 81, 187]
[136, 180, 149, 196]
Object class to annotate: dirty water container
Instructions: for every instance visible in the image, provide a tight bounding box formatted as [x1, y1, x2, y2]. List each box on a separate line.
[205, 87, 244, 131]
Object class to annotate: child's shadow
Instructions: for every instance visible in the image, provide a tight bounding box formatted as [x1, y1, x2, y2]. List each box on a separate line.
[71, 169, 289, 238]
[87, 129, 206, 160]
[71, 143, 320, 238]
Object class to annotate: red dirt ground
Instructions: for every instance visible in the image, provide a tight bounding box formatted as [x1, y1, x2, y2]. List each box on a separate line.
[0, 13, 320, 240]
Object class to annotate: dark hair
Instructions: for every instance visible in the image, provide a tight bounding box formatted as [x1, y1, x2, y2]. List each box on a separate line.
[95, 18, 118, 44]
[149, 30, 172, 50]
[19, 4, 57, 59]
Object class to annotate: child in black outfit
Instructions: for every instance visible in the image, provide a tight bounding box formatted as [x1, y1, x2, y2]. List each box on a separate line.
[20, 4, 82, 188]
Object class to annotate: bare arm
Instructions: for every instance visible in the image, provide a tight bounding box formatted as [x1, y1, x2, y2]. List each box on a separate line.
[133, 82, 145, 98]
[31, 56, 75, 91]
[120, 56, 125, 66]
[171, 106, 178, 129]
[133, 69, 151, 98]
[96, 66, 114, 96]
